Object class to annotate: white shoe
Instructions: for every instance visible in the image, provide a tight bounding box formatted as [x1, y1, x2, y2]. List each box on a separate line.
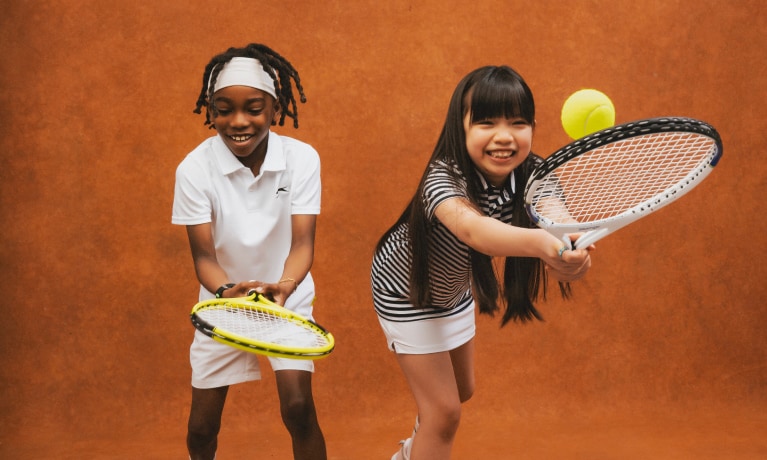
[390, 437, 413, 460]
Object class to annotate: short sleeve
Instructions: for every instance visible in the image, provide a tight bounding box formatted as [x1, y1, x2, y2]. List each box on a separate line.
[285, 139, 321, 215]
[423, 161, 467, 220]
[171, 156, 214, 226]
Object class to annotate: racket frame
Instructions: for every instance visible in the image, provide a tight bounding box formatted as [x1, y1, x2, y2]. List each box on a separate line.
[190, 293, 335, 359]
[525, 117, 723, 249]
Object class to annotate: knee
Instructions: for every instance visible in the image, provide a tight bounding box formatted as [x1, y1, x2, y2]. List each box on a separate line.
[429, 403, 462, 442]
[187, 416, 221, 443]
[280, 395, 317, 432]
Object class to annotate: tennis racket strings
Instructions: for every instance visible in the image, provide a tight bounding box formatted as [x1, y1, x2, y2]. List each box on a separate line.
[195, 303, 332, 350]
[530, 130, 720, 225]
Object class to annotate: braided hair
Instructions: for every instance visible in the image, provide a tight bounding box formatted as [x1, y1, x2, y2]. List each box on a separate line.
[193, 43, 306, 128]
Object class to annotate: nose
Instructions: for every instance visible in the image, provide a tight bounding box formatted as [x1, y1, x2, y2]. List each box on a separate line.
[495, 128, 515, 144]
[231, 110, 249, 127]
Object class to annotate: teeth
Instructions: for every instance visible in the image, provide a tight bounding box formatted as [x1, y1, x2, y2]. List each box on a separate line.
[489, 151, 513, 158]
[230, 135, 252, 142]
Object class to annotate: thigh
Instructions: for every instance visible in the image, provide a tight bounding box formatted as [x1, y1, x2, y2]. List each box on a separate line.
[189, 386, 229, 429]
[449, 339, 475, 403]
[396, 351, 462, 414]
[274, 369, 315, 401]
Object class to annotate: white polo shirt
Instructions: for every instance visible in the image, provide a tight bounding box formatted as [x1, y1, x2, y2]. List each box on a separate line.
[172, 131, 321, 301]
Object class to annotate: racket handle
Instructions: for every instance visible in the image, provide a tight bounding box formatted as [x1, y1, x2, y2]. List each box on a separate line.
[562, 235, 573, 250]
[573, 228, 608, 249]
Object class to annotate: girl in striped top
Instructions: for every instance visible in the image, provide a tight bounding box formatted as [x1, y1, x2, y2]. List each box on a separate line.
[371, 66, 594, 460]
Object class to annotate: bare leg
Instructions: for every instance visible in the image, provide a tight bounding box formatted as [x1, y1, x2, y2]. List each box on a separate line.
[275, 370, 327, 460]
[449, 339, 476, 404]
[395, 339, 475, 460]
[187, 386, 228, 460]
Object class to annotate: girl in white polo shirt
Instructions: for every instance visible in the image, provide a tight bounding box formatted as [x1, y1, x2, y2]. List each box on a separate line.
[173, 43, 326, 460]
[372, 66, 594, 459]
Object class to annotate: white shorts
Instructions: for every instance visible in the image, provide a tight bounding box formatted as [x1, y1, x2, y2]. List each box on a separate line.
[190, 287, 316, 389]
[377, 302, 475, 354]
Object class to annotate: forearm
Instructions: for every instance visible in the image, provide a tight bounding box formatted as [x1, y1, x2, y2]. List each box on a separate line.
[436, 198, 590, 281]
[279, 214, 317, 291]
[185, 223, 233, 295]
[279, 241, 314, 289]
[435, 198, 562, 260]
[193, 254, 232, 294]
[465, 216, 561, 260]
[464, 215, 591, 280]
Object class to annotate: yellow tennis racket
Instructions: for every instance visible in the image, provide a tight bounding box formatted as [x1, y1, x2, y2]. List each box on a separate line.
[190, 292, 335, 359]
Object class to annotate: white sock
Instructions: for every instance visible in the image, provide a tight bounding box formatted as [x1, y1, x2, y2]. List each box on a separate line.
[402, 437, 413, 460]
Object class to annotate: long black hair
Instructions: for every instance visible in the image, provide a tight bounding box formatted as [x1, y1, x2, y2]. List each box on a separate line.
[193, 43, 306, 128]
[376, 65, 571, 325]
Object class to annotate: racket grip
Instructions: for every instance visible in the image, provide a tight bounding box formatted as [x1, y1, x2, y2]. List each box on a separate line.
[562, 235, 573, 250]
[573, 228, 608, 249]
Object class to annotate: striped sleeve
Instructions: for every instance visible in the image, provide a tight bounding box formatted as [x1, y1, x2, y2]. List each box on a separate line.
[423, 161, 467, 220]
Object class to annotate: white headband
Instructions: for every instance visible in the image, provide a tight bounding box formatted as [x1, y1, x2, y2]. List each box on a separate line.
[211, 57, 277, 99]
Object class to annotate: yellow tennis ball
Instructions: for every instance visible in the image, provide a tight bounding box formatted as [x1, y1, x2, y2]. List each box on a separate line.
[561, 89, 616, 139]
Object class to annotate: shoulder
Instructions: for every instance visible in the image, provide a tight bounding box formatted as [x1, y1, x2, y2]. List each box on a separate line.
[426, 160, 467, 190]
[176, 137, 217, 176]
[274, 134, 320, 180]
[275, 133, 319, 160]
[423, 160, 467, 215]
[270, 133, 320, 173]
[176, 137, 218, 183]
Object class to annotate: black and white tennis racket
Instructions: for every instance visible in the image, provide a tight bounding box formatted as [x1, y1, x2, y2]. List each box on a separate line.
[190, 293, 335, 359]
[525, 117, 723, 249]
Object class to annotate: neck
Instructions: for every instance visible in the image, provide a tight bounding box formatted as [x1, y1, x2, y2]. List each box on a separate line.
[239, 138, 268, 176]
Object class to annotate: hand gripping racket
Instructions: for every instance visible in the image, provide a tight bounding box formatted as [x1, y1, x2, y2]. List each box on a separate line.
[190, 292, 335, 359]
[525, 117, 723, 249]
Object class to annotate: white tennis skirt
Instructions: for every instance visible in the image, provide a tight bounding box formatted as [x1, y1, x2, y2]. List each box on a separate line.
[377, 302, 476, 354]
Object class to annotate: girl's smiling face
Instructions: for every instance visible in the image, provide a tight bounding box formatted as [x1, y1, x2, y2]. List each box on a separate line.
[210, 85, 278, 163]
[463, 113, 534, 187]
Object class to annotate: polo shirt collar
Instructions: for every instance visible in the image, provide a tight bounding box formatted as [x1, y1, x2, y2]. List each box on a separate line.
[213, 131, 286, 175]
[476, 169, 516, 195]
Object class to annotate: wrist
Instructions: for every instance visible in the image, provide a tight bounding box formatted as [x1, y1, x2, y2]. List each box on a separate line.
[278, 277, 298, 293]
[537, 230, 564, 260]
[215, 283, 235, 298]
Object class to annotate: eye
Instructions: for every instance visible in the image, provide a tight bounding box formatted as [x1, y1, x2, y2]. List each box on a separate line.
[510, 117, 531, 126]
[211, 103, 232, 116]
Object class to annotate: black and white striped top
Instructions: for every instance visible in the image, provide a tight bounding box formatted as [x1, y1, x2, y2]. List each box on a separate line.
[371, 160, 516, 322]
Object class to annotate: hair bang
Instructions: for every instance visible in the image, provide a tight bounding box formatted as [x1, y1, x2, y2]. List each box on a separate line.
[468, 72, 534, 123]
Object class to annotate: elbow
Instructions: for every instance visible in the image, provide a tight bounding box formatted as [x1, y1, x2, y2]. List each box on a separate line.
[459, 230, 498, 258]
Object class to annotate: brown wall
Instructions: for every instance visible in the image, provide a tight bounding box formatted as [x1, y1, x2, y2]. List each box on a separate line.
[1, 0, 765, 458]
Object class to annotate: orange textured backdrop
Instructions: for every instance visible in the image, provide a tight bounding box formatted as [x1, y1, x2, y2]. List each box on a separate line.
[1, 1, 765, 459]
